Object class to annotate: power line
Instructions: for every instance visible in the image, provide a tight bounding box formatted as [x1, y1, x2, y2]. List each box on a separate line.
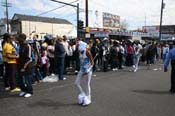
[36, 0, 79, 16]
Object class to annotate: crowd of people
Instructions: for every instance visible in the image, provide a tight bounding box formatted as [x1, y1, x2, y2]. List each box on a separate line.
[0, 32, 173, 104]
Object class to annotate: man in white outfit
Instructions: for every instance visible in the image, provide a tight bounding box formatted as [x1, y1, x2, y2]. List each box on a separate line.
[75, 40, 94, 106]
[133, 43, 143, 72]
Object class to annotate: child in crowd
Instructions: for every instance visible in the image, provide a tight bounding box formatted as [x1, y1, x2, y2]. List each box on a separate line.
[41, 47, 49, 78]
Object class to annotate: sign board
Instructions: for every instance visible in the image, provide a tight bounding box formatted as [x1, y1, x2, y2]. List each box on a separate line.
[85, 33, 91, 38]
[143, 25, 175, 34]
[161, 25, 175, 34]
[143, 26, 159, 34]
[103, 12, 120, 28]
[94, 32, 109, 38]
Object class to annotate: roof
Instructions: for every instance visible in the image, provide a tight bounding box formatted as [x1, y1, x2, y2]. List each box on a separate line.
[11, 13, 72, 25]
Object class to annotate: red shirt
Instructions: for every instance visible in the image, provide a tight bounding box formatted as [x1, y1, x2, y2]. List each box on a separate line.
[127, 46, 133, 54]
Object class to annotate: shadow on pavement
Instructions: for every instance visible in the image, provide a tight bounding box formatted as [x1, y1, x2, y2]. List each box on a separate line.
[132, 90, 170, 95]
[0, 91, 19, 99]
[28, 99, 79, 109]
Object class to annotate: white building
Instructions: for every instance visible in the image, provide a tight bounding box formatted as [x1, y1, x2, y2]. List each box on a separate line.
[11, 14, 74, 37]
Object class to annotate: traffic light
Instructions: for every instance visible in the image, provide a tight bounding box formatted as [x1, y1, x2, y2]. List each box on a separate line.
[78, 20, 84, 30]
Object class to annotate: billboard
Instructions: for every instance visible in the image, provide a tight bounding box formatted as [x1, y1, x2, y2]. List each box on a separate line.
[161, 25, 175, 34]
[143, 26, 160, 34]
[143, 25, 175, 34]
[103, 12, 120, 28]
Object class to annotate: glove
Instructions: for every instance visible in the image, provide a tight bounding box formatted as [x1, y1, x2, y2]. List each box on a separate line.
[164, 67, 168, 72]
[86, 65, 93, 73]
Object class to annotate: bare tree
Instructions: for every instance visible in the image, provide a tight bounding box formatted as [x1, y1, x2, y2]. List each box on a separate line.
[120, 19, 129, 31]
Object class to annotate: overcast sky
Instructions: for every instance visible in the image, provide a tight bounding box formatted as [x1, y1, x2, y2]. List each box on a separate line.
[0, 0, 175, 29]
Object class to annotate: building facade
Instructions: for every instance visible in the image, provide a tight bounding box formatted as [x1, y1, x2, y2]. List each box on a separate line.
[0, 18, 11, 35]
[11, 14, 73, 37]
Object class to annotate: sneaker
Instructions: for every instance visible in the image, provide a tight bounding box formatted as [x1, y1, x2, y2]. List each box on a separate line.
[63, 77, 66, 80]
[78, 93, 85, 105]
[51, 73, 55, 76]
[75, 70, 78, 73]
[82, 96, 91, 106]
[112, 68, 118, 71]
[11, 88, 21, 92]
[19, 92, 26, 97]
[115, 68, 118, 71]
[5, 87, 10, 91]
[24, 93, 32, 98]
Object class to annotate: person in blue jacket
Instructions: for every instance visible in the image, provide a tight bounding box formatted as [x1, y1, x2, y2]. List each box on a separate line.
[164, 42, 175, 93]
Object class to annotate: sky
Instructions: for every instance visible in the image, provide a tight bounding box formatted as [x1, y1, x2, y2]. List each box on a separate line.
[0, 0, 175, 30]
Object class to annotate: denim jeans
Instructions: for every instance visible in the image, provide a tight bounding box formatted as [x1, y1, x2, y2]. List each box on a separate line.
[56, 57, 65, 80]
[34, 67, 43, 81]
[19, 72, 33, 94]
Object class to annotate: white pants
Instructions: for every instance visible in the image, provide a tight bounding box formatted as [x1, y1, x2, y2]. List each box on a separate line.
[134, 55, 141, 71]
[75, 71, 92, 101]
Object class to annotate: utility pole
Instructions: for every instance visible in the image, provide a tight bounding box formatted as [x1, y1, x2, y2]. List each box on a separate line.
[159, 0, 164, 40]
[5, 0, 9, 33]
[144, 14, 146, 27]
[85, 0, 88, 27]
[76, 3, 79, 38]
[2, 0, 11, 33]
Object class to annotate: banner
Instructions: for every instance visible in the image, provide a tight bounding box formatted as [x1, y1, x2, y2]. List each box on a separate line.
[103, 12, 120, 28]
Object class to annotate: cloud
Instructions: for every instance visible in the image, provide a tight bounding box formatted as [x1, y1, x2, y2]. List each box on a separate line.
[5, 0, 175, 29]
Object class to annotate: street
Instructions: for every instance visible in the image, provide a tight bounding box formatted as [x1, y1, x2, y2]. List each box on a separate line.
[0, 64, 175, 116]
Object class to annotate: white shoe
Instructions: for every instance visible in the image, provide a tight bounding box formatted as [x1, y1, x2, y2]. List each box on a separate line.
[19, 92, 26, 97]
[51, 73, 55, 76]
[75, 70, 78, 73]
[24, 93, 32, 98]
[5, 87, 10, 91]
[63, 77, 66, 80]
[132, 65, 136, 68]
[115, 68, 118, 71]
[78, 93, 85, 105]
[134, 69, 137, 72]
[112, 68, 118, 71]
[82, 96, 91, 106]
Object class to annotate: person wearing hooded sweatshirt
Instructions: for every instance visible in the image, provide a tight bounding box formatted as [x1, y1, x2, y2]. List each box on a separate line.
[18, 34, 33, 98]
[75, 40, 94, 106]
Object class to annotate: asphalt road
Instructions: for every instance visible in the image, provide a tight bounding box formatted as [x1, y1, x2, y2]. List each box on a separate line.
[0, 64, 175, 116]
